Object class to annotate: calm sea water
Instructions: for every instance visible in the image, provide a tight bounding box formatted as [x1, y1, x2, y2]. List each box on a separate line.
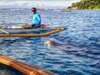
[0, 8, 100, 75]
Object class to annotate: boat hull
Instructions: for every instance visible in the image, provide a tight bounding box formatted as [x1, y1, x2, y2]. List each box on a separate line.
[0, 27, 63, 37]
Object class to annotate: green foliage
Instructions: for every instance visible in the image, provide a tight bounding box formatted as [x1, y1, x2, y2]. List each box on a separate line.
[70, 0, 100, 9]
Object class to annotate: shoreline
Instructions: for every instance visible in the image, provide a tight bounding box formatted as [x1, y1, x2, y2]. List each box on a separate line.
[0, 7, 100, 11]
[67, 7, 100, 11]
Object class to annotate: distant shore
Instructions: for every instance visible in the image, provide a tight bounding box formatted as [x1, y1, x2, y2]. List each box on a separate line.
[68, 0, 100, 10]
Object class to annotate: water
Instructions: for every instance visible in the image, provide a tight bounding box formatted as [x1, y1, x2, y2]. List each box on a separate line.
[0, 64, 24, 75]
[0, 8, 100, 75]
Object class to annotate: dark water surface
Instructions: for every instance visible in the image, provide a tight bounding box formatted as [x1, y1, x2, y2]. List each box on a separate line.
[0, 8, 100, 75]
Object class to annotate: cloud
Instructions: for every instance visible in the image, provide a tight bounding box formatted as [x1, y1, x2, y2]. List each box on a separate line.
[0, 0, 80, 8]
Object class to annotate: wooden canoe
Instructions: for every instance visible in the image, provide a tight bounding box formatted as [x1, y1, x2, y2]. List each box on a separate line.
[0, 27, 64, 37]
[0, 55, 53, 75]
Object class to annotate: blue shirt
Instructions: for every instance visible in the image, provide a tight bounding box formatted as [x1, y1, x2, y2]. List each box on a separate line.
[32, 13, 41, 26]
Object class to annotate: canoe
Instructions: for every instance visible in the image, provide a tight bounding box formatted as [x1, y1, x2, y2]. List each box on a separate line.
[0, 55, 52, 75]
[0, 27, 64, 37]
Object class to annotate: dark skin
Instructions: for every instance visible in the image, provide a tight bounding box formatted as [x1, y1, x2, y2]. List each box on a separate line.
[32, 8, 37, 14]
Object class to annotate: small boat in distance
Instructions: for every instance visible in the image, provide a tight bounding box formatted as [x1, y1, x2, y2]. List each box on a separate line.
[0, 55, 53, 75]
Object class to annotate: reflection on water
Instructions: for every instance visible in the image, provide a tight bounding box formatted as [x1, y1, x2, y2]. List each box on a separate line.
[0, 9, 100, 75]
[0, 70, 12, 75]
[0, 64, 23, 75]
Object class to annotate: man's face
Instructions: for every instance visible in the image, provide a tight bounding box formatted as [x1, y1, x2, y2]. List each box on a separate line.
[32, 8, 36, 14]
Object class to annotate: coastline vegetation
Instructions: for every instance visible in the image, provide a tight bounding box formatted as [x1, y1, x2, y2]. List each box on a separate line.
[68, 0, 100, 10]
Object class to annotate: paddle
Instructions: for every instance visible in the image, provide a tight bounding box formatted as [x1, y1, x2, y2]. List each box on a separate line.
[0, 26, 9, 34]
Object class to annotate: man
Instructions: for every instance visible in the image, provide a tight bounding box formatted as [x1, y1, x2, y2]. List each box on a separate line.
[32, 7, 41, 28]
[22, 7, 41, 29]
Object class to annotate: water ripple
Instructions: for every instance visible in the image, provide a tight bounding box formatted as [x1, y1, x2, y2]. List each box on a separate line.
[0, 9, 100, 75]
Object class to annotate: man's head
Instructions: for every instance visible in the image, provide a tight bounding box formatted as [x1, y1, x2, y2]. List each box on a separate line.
[32, 7, 37, 14]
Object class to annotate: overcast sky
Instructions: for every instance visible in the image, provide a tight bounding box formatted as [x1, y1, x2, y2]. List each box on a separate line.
[0, 0, 80, 8]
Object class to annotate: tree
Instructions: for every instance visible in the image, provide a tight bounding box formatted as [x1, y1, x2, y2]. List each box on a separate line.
[70, 0, 100, 9]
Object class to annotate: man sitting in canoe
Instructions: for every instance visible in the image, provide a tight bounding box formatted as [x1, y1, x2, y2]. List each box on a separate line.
[32, 7, 41, 28]
[22, 7, 41, 29]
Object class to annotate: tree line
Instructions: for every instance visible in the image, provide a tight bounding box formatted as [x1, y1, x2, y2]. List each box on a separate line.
[69, 0, 100, 9]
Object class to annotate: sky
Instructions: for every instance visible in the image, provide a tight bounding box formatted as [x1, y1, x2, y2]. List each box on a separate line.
[0, 0, 80, 9]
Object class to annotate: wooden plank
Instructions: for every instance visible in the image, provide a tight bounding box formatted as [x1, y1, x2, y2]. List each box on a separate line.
[0, 55, 53, 75]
